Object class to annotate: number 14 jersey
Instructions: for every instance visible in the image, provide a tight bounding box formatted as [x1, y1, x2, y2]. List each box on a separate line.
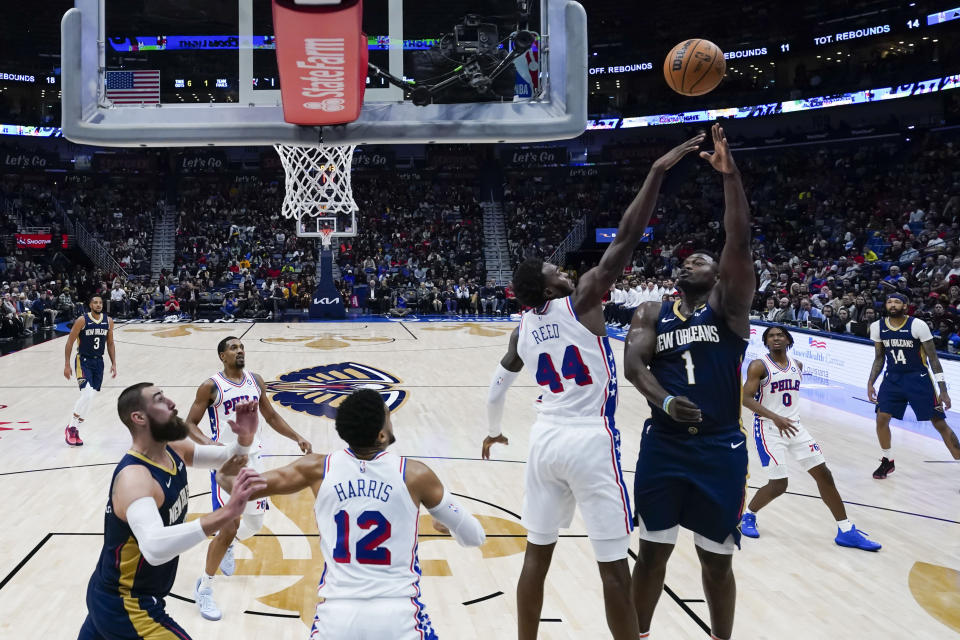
[649, 301, 747, 434]
[516, 296, 618, 421]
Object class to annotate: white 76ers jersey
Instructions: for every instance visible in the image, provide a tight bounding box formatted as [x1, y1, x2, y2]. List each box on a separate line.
[516, 296, 618, 421]
[315, 449, 422, 599]
[755, 355, 802, 425]
[207, 371, 262, 445]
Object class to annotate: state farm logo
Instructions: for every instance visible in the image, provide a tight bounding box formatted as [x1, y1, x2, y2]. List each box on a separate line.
[297, 38, 346, 110]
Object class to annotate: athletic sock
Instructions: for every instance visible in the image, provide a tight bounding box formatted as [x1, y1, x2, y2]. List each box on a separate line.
[200, 573, 215, 589]
[68, 414, 80, 429]
[744, 508, 755, 516]
[881, 448, 892, 459]
[638, 632, 650, 639]
[836, 519, 853, 533]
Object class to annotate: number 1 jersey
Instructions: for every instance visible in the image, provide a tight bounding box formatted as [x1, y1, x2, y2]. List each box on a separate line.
[314, 449, 422, 600]
[516, 296, 618, 422]
[649, 301, 747, 434]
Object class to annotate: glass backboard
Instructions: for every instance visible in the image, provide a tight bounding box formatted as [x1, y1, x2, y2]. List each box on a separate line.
[62, 0, 587, 147]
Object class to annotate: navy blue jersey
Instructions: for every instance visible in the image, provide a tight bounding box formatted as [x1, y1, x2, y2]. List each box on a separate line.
[88, 448, 189, 599]
[78, 312, 109, 357]
[871, 316, 931, 375]
[648, 301, 747, 434]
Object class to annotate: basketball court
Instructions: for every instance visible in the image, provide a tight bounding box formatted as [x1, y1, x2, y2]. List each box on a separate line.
[0, 319, 958, 638]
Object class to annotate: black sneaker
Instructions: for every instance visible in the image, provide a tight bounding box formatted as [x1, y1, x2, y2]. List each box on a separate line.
[872, 457, 895, 479]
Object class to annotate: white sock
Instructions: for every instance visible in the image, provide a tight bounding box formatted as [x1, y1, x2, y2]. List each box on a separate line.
[744, 508, 755, 516]
[639, 632, 650, 639]
[200, 573, 214, 589]
[881, 448, 892, 459]
[68, 414, 80, 429]
[837, 519, 853, 533]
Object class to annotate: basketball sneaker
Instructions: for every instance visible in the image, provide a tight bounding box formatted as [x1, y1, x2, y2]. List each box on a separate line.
[194, 578, 222, 621]
[219, 544, 235, 576]
[872, 457, 895, 479]
[65, 426, 83, 446]
[739, 512, 759, 538]
[834, 525, 881, 551]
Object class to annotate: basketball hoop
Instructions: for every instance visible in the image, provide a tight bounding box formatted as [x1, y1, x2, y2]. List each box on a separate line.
[320, 227, 334, 249]
[275, 144, 359, 235]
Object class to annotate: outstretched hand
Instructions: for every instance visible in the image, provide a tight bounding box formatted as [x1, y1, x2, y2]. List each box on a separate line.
[699, 123, 738, 175]
[227, 399, 260, 444]
[653, 133, 706, 171]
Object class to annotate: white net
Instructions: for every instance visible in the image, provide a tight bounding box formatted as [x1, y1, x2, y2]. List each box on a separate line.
[274, 144, 359, 225]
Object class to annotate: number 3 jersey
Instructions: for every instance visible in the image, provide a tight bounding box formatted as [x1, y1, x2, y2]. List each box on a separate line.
[314, 449, 421, 600]
[870, 316, 932, 375]
[516, 296, 618, 422]
[649, 301, 747, 434]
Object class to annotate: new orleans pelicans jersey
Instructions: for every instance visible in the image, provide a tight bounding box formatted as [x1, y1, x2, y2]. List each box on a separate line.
[315, 449, 422, 599]
[89, 448, 189, 598]
[755, 354, 802, 426]
[78, 312, 109, 357]
[516, 296, 618, 421]
[207, 370, 262, 445]
[870, 316, 932, 375]
[649, 301, 747, 434]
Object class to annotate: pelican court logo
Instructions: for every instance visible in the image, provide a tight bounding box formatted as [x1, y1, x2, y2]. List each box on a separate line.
[265, 362, 407, 419]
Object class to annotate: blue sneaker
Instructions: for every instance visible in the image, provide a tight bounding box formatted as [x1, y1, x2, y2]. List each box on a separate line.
[835, 525, 881, 551]
[740, 513, 759, 538]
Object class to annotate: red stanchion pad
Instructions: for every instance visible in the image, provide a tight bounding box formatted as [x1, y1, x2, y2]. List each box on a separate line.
[272, 0, 368, 126]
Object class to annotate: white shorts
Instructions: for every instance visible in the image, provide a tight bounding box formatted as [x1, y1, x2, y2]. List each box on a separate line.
[753, 419, 826, 481]
[522, 417, 633, 554]
[211, 447, 268, 515]
[310, 597, 438, 640]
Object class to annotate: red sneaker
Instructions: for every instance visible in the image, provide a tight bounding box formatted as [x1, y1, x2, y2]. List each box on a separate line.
[65, 426, 83, 446]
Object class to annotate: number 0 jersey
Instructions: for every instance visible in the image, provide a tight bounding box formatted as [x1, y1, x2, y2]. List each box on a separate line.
[754, 354, 802, 426]
[314, 449, 422, 600]
[516, 296, 618, 422]
[649, 301, 747, 434]
[870, 316, 932, 375]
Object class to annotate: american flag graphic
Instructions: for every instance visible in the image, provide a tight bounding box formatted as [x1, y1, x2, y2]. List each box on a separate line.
[105, 70, 160, 104]
[808, 337, 827, 349]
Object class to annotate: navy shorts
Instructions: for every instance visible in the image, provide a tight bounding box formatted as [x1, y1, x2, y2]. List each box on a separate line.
[76, 354, 104, 392]
[80, 582, 191, 640]
[633, 420, 748, 548]
[876, 371, 945, 421]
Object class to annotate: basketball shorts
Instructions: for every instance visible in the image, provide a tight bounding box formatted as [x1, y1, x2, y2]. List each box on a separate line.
[633, 420, 748, 550]
[876, 371, 945, 421]
[80, 582, 191, 640]
[753, 417, 825, 480]
[211, 446, 268, 515]
[310, 597, 438, 640]
[75, 354, 104, 392]
[522, 417, 633, 552]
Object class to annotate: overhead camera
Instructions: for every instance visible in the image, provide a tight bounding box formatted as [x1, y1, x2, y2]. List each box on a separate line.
[368, 2, 539, 106]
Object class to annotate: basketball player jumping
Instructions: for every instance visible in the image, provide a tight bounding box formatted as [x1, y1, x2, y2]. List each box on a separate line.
[183, 336, 312, 621]
[79, 384, 265, 640]
[483, 133, 706, 640]
[868, 293, 960, 478]
[63, 294, 117, 446]
[217, 388, 486, 640]
[623, 123, 750, 640]
[739, 325, 881, 551]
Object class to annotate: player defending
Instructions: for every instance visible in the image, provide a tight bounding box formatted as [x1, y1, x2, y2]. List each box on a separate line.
[184, 336, 312, 621]
[217, 389, 486, 639]
[739, 326, 880, 551]
[868, 293, 960, 478]
[483, 133, 706, 640]
[64, 294, 117, 446]
[623, 124, 751, 640]
[79, 384, 265, 640]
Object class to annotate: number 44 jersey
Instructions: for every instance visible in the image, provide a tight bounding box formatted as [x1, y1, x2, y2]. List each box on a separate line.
[516, 296, 618, 421]
[648, 301, 747, 434]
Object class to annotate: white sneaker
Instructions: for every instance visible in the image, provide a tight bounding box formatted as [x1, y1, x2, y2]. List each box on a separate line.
[194, 578, 222, 621]
[219, 544, 235, 576]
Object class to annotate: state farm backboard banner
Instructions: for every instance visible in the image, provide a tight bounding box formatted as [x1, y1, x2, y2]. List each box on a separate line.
[15, 233, 69, 249]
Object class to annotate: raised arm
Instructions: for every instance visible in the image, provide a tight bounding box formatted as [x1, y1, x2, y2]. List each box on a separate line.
[702, 123, 754, 338]
[253, 372, 312, 453]
[63, 314, 85, 380]
[623, 301, 702, 422]
[572, 134, 705, 312]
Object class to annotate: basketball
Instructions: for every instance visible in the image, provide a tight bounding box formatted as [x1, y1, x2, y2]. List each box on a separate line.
[663, 38, 726, 96]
